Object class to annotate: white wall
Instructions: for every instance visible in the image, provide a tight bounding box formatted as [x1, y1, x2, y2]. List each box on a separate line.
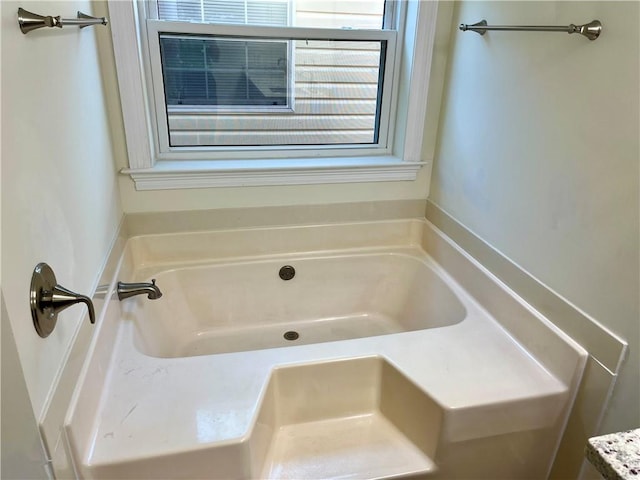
[1, 295, 48, 479]
[1, 0, 122, 421]
[431, 1, 639, 434]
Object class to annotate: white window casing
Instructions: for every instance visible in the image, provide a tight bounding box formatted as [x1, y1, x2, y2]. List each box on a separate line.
[109, 0, 439, 189]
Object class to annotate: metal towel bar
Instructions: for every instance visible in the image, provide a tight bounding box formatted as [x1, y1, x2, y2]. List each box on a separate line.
[18, 7, 107, 34]
[459, 19, 602, 41]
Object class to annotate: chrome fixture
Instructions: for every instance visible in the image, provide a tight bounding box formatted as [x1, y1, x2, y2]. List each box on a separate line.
[117, 280, 163, 301]
[459, 19, 602, 41]
[18, 7, 107, 35]
[30, 263, 95, 338]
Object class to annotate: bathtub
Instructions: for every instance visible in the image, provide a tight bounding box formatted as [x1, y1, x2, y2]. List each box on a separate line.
[131, 253, 466, 357]
[65, 220, 587, 480]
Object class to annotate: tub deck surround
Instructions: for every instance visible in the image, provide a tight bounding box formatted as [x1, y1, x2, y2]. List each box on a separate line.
[64, 220, 587, 479]
[72, 300, 569, 478]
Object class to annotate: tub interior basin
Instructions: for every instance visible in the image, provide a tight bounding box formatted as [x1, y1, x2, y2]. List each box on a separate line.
[128, 253, 466, 357]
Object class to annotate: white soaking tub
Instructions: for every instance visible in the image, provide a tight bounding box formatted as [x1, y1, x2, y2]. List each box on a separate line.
[65, 220, 587, 480]
[131, 253, 466, 357]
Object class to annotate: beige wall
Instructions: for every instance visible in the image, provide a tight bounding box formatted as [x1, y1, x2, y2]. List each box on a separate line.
[1, 0, 122, 420]
[116, 172, 431, 213]
[431, 0, 639, 435]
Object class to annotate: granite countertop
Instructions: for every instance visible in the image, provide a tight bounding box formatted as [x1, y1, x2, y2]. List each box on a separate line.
[586, 429, 640, 480]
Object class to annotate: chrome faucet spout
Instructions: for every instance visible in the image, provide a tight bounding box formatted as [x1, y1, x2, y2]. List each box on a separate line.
[117, 279, 163, 301]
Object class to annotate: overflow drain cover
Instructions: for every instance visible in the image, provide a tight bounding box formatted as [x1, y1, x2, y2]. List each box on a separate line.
[283, 331, 299, 341]
[279, 265, 295, 280]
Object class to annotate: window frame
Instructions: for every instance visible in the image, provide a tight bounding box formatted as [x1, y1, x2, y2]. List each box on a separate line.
[109, 0, 439, 189]
[147, 21, 397, 158]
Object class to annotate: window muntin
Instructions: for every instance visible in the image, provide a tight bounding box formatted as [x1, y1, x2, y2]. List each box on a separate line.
[144, 1, 398, 157]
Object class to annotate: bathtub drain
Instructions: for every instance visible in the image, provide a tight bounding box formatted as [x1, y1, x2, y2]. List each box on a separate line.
[283, 331, 299, 341]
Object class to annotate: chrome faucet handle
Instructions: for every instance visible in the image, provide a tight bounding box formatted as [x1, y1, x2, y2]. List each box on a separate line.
[49, 284, 96, 323]
[30, 263, 96, 338]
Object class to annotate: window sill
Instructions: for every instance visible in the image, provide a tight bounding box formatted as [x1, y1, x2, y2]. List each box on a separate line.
[121, 157, 426, 190]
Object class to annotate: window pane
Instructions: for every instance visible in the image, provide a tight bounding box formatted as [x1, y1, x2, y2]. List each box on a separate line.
[160, 35, 288, 107]
[158, 0, 289, 26]
[156, 0, 386, 29]
[158, 0, 202, 22]
[162, 37, 384, 147]
[203, 0, 245, 24]
[246, 1, 289, 26]
[294, 0, 385, 29]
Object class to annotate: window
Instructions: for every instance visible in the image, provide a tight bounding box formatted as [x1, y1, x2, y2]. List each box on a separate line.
[110, 0, 439, 188]
[146, 0, 393, 152]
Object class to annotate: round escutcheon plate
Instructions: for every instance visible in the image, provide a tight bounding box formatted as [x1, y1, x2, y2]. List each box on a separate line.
[30, 262, 58, 338]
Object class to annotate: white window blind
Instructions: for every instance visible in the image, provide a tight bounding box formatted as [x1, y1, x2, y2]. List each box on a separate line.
[156, 0, 290, 26]
[160, 35, 290, 111]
